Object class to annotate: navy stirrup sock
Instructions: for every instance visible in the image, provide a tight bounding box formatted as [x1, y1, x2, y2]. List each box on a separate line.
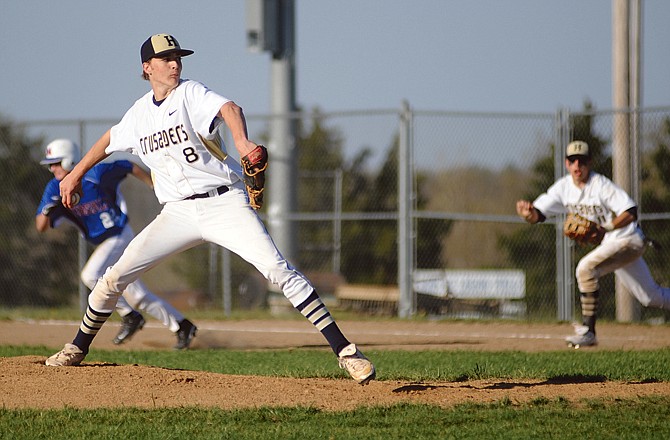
[296, 291, 349, 355]
[72, 306, 113, 354]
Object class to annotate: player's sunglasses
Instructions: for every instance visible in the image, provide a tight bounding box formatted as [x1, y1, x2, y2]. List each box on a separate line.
[567, 155, 589, 164]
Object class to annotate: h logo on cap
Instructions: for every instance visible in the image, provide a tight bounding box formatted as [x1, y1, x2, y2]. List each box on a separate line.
[566, 141, 590, 157]
[162, 35, 177, 48]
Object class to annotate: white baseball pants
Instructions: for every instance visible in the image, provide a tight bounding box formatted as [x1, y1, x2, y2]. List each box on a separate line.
[81, 224, 184, 331]
[575, 232, 670, 309]
[88, 185, 314, 314]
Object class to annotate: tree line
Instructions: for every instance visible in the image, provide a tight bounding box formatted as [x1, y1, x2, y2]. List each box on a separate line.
[2, 105, 670, 317]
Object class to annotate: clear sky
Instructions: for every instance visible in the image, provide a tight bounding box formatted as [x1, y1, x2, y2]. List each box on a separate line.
[1, 0, 668, 123]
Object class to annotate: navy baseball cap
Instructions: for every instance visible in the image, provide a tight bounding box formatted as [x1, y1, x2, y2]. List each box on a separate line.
[141, 34, 194, 63]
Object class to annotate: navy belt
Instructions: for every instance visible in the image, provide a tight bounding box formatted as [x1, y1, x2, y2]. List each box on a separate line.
[185, 185, 229, 200]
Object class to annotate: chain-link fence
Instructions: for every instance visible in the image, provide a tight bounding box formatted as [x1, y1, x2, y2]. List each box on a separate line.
[2, 105, 670, 323]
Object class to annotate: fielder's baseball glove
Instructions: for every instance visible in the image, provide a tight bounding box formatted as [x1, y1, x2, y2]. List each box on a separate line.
[563, 213, 600, 244]
[241, 145, 268, 210]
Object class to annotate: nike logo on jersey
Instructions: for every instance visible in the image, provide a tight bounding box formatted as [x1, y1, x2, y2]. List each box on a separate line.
[169, 109, 178, 116]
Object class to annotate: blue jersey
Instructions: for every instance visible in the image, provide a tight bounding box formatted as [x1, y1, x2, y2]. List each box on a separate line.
[37, 161, 133, 245]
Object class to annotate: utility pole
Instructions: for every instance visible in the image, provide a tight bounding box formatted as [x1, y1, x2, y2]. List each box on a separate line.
[612, 0, 641, 322]
[246, 0, 298, 262]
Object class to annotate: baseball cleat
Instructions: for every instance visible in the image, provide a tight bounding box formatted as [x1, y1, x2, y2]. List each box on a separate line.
[45, 343, 86, 366]
[338, 343, 376, 385]
[174, 319, 197, 350]
[565, 324, 597, 349]
[113, 311, 146, 345]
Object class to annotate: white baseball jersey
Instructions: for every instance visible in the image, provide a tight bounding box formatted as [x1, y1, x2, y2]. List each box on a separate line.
[533, 171, 639, 241]
[107, 79, 244, 204]
[93, 77, 315, 311]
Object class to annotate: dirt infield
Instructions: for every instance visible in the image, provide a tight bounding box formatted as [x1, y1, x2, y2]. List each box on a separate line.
[1, 319, 669, 410]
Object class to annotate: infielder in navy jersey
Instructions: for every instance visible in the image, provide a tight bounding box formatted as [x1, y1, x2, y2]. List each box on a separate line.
[46, 34, 375, 384]
[37, 138, 197, 349]
[517, 141, 670, 348]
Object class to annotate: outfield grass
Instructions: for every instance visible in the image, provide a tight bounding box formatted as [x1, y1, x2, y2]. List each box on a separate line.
[2, 398, 670, 440]
[2, 346, 670, 439]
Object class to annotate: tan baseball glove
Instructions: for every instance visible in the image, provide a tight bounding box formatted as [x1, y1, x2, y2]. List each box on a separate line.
[240, 145, 268, 210]
[563, 213, 602, 244]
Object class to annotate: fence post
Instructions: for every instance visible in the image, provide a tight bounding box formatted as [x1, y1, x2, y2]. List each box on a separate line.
[397, 101, 414, 318]
[78, 120, 88, 313]
[333, 168, 343, 274]
[555, 109, 574, 321]
[208, 243, 217, 302]
[221, 247, 232, 317]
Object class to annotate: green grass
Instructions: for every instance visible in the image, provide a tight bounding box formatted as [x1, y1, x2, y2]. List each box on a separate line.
[3, 344, 670, 438]
[1, 398, 670, 440]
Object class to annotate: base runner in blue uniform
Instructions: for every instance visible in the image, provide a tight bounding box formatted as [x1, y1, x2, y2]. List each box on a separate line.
[36, 139, 197, 349]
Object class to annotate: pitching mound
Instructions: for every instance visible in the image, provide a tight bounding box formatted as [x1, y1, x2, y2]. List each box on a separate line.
[2, 319, 669, 410]
[2, 355, 669, 410]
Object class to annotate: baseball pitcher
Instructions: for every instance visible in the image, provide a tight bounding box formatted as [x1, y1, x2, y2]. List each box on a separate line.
[46, 34, 375, 384]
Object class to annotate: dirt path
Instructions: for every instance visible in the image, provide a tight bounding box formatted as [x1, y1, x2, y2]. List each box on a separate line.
[1, 319, 669, 410]
[4, 318, 670, 352]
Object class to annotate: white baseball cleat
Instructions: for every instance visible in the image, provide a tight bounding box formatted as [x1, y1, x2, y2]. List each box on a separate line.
[338, 343, 376, 385]
[45, 343, 86, 366]
[565, 324, 597, 349]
